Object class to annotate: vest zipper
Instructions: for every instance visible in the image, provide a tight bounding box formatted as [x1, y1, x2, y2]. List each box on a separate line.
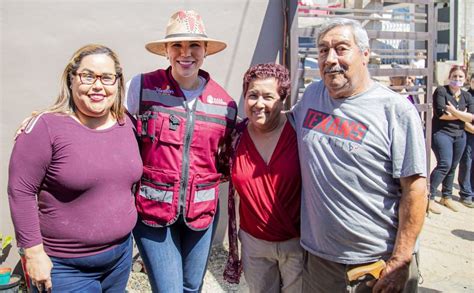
[179, 99, 198, 216]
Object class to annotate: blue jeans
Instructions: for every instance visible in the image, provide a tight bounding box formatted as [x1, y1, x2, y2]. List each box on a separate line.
[458, 133, 474, 198]
[133, 213, 218, 293]
[32, 234, 133, 293]
[430, 131, 466, 199]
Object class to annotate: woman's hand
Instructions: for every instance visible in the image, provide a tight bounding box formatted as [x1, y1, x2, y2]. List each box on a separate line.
[465, 122, 474, 134]
[444, 101, 457, 115]
[444, 101, 474, 123]
[25, 244, 53, 292]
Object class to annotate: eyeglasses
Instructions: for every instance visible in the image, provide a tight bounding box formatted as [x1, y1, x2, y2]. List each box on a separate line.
[75, 72, 119, 86]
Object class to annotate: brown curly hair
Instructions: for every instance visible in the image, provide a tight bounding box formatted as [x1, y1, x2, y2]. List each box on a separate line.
[242, 63, 290, 100]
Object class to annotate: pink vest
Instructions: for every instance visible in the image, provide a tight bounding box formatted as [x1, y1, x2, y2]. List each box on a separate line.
[135, 67, 237, 230]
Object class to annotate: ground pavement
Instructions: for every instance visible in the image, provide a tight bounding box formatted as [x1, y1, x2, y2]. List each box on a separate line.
[418, 189, 474, 292]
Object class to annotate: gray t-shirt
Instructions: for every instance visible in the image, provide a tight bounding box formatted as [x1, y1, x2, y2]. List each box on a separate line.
[292, 81, 426, 264]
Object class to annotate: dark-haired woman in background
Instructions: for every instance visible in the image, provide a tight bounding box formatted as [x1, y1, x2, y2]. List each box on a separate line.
[447, 73, 474, 208]
[429, 66, 474, 214]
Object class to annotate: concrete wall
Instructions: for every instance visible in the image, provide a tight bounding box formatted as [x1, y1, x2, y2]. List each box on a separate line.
[458, 0, 474, 60]
[0, 0, 287, 269]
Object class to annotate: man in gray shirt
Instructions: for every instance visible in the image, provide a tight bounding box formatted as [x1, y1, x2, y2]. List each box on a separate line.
[292, 18, 427, 292]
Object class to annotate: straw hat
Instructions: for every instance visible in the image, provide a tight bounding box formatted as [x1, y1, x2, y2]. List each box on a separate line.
[145, 10, 227, 56]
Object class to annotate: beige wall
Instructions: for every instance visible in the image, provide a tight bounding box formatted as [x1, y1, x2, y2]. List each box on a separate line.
[1, 0, 286, 268]
[459, 0, 474, 57]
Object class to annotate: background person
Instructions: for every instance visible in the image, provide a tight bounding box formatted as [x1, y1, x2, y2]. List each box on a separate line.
[410, 51, 425, 86]
[389, 63, 419, 105]
[458, 75, 474, 206]
[445, 74, 474, 207]
[224, 63, 302, 292]
[8, 44, 142, 292]
[292, 18, 427, 292]
[429, 66, 474, 213]
[125, 10, 237, 292]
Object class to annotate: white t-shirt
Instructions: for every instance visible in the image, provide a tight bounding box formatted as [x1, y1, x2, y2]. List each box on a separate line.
[410, 59, 425, 79]
[124, 74, 206, 114]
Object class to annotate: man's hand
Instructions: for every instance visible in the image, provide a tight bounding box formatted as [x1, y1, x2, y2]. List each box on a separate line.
[372, 256, 410, 293]
[369, 174, 426, 292]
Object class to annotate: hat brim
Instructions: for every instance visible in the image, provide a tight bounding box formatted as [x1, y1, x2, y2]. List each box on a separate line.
[145, 36, 227, 56]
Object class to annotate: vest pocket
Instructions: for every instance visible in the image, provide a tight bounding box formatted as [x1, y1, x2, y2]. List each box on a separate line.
[186, 173, 221, 229]
[191, 120, 225, 151]
[136, 111, 160, 142]
[159, 113, 185, 145]
[139, 179, 173, 203]
[136, 166, 180, 226]
[191, 121, 226, 171]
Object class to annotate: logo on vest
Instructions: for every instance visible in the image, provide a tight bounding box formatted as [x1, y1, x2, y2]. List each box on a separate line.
[206, 95, 227, 106]
[154, 85, 174, 96]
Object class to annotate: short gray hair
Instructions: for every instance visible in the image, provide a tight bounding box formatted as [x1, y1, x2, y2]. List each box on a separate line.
[317, 18, 370, 52]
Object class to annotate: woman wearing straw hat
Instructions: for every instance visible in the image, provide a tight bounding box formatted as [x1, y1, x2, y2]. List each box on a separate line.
[125, 10, 237, 292]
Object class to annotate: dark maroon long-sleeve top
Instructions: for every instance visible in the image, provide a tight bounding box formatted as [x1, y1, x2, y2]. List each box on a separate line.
[8, 113, 142, 258]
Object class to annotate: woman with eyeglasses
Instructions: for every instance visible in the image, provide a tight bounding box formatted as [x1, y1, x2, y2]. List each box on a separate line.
[125, 10, 237, 292]
[8, 44, 142, 292]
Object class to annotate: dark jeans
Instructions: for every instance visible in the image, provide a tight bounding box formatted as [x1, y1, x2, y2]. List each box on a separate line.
[430, 131, 466, 199]
[458, 133, 474, 198]
[415, 78, 424, 86]
[32, 234, 133, 293]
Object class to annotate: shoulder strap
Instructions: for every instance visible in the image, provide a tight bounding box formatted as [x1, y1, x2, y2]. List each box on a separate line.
[138, 74, 144, 114]
[25, 112, 46, 134]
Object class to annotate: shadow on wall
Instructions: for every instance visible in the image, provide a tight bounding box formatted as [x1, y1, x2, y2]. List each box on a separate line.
[212, 0, 285, 245]
[226, 0, 284, 116]
[207, 0, 286, 289]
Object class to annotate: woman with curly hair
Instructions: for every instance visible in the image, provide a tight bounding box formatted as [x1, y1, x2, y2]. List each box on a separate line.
[224, 63, 302, 293]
